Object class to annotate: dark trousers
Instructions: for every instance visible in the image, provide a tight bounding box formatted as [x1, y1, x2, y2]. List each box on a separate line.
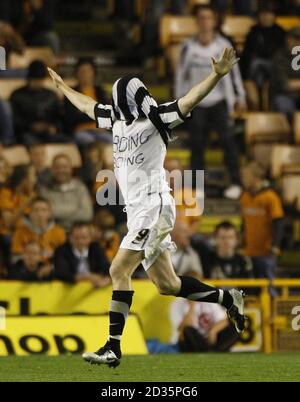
[252, 256, 277, 297]
[187, 101, 240, 185]
[179, 324, 239, 353]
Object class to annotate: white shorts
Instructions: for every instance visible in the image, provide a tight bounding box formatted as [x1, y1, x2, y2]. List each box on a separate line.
[120, 191, 177, 270]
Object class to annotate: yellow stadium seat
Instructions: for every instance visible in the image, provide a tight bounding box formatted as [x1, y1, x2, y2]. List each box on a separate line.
[160, 15, 197, 49]
[222, 16, 255, 46]
[0, 79, 26, 100]
[44, 144, 82, 168]
[282, 175, 300, 210]
[9, 47, 56, 70]
[2, 146, 30, 166]
[271, 145, 300, 179]
[276, 16, 300, 31]
[245, 112, 291, 145]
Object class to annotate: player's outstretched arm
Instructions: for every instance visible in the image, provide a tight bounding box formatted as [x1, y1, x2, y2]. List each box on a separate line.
[47, 67, 97, 120]
[177, 48, 239, 116]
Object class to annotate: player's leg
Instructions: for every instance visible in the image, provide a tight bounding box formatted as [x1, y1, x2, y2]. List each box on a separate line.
[146, 250, 246, 333]
[82, 248, 144, 367]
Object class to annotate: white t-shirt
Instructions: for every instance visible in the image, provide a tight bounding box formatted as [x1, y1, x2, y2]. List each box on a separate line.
[170, 298, 227, 344]
[94, 100, 188, 204]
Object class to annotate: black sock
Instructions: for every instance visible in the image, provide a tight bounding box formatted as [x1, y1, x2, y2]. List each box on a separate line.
[177, 276, 233, 309]
[107, 290, 134, 358]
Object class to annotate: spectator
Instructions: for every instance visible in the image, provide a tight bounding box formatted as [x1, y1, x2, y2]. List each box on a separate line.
[175, 4, 246, 200]
[165, 157, 202, 233]
[0, 20, 25, 55]
[54, 222, 110, 287]
[18, 0, 60, 54]
[0, 164, 37, 228]
[240, 161, 284, 283]
[9, 241, 53, 281]
[93, 209, 120, 262]
[192, 221, 253, 279]
[80, 142, 112, 192]
[241, 3, 286, 105]
[10, 60, 66, 145]
[39, 154, 93, 232]
[170, 299, 238, 352]
[270, 27, 300, 119]
[11, 196, 65, 260]
[28, 143, 52, 186]
[171, 221, 203, 278]
[64, 58, 110, 146]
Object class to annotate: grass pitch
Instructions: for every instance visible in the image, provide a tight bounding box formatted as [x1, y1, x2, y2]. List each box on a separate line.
[0, 353, 300, 382]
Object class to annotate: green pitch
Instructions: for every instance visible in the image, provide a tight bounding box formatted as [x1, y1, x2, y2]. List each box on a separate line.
[0, 353, 300, 382]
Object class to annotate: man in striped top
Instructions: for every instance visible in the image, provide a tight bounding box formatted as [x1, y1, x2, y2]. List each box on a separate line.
[48, 48, 246, 368]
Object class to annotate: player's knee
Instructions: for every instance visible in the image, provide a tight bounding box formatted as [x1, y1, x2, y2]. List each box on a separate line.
[109, 263, 131, 283]
[155, 278, 180, 296]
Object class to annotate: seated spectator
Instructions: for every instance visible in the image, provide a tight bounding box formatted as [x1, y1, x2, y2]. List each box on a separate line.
[0, 164, 37, 229]
[12, 196, 65, 261]
[93, 209, 120, 262]
[0, 20, 25, 56]
[64, 58, 111, 146]
[241, 3, 286, 106]
[39, 154, 93, 232]
[28, 143, 52, 186]
[9, 241, 53, 281]
[270, 27, 300, 119]
[240, 161, 284, 284]
[192, 221, 253, 279]
[80, 142, 111, 192]
[10, 60, 66, 145]
[54, 222, 110, 287]
[165, 157, 202, 233]
[17, 0, 60, 54]
[170, 299, 239, 352]
[171, 221, 203, 278]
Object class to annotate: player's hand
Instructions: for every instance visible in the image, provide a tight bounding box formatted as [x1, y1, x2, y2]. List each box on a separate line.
[47, 67, 64, 88]
[211, 48, 240, 77]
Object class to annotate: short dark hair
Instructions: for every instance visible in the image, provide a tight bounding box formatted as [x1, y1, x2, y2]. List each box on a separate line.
[70, 221, 92, 234]
[75, 57, 97, 74]
[27, 60, 47, 80]
[9, 165, 30, 190]
[192, 4, 217, 16]
[52, 153, 72, 165]
[258, 2, 276, 15]
[215, 221, 238, 235]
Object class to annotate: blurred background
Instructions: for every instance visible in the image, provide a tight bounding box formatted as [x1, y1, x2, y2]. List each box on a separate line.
[0, 0, 300, 355]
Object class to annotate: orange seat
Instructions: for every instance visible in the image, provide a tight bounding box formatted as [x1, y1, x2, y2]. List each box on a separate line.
[282, 175, 300, 210]
[245, 112, 291, 145]
[222, 16, 255, 46]
[276, 16, 300, 31]
[44, 144, 82, 168]
[2, 146, 30, 166]
[271, 145, 300, 179]
[9, 47, 56, 70]
[0, 79, 26, 100]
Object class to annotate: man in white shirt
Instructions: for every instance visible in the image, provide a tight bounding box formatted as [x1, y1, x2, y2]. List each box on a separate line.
[48, 47, 246, 368]
[175, 4, 247, 200]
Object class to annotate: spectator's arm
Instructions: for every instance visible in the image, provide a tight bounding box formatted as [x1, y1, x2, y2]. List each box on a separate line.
[48, 68, 97, 120]
[174, 42, 190, 99]
[178, 48, 239, 116]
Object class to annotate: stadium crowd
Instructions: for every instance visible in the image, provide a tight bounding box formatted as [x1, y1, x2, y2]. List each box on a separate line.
[0, 0, 299, 296]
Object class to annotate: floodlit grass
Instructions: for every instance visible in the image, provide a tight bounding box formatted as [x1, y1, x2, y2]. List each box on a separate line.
[1, 353, 300, 382]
